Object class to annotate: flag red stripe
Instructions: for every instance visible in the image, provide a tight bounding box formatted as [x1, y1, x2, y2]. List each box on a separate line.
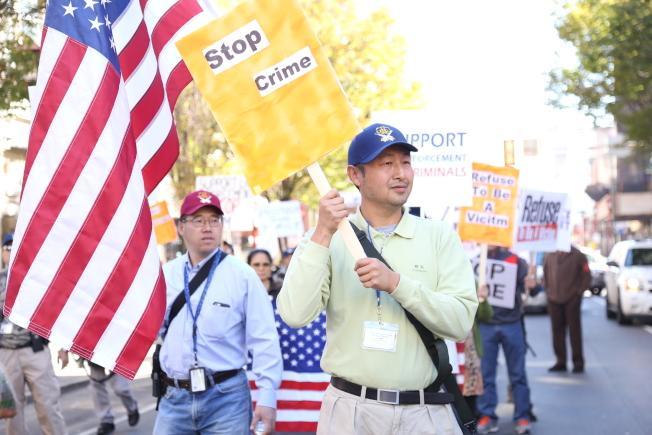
[5, 65, 118, 312]
[277, 401, 322, 410]
[23, 38, 86, 188]
[118, 21, 149, 80]
[276, 422, 318, 432]
[113, 271, 166, 377]
[165, 61, 192, 109]
[141, 126, 179, 195]
[131, 74, 164, 139]
[151, 0, 202, 58]
[27, 128, 137, 336]
[70, 199, 152, 357]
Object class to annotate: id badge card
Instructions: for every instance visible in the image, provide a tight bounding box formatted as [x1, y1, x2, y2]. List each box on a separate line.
[0, 320, 14, 335]
[189, 367, 207, 393]
[362, 321, 399, 352]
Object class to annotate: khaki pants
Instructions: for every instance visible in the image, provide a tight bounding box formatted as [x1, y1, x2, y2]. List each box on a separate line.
[89, 365, 137, 424]
[317, 385, 462, 435]
[0, 346, 67, 435]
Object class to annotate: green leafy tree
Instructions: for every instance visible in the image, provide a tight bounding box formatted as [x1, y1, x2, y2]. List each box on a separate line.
[173, 0, 422, 204]
[549, 0, 652, 156]
[0, 0, 43, 111]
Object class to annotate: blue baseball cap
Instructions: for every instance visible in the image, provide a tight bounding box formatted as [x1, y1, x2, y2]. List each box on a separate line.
[2, 233, 13, 247]
[347, 123, 418, 165]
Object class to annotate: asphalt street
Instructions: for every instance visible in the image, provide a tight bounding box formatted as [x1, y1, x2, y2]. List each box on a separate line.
[19, 294, 652, 435]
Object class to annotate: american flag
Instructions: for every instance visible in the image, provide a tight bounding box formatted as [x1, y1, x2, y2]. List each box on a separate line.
[250, 298, 329, 432]
[3, 0, 213, 379]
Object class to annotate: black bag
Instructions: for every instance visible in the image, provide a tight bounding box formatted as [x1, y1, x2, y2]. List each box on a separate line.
[151, 251, 226, 405]
[350, 223, 477, 435]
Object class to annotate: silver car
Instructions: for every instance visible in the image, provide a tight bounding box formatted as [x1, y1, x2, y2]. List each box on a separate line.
[604, 240, 652, 324]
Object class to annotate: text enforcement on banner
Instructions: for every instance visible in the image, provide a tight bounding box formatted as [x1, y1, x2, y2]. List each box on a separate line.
[203, 19, 316, 97]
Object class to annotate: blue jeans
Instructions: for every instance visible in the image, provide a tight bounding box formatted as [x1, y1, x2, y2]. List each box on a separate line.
[477, 321, 531, 422]
[154, 370, 252, 434]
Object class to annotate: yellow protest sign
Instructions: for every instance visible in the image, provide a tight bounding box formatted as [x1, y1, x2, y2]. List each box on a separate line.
[150, 201, 178, 245]
[176, 0, 360, 194]
[458, 163, 519, 247]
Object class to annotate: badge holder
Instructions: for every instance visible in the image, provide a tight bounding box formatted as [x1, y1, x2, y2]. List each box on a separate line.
[189, 366, 207, 393]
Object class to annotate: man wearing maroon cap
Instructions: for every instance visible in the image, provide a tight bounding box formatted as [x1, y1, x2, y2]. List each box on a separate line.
[154, 190, 282, 435]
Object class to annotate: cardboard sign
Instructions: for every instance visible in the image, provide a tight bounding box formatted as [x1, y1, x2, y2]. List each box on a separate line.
[514, 189, 570, 252]
[472, 258, 517, 309]
[458, 163, 519, 247]
[150, 201, 177, 245]
[257, 200, 305, 238]
[176, 0, 359, 194]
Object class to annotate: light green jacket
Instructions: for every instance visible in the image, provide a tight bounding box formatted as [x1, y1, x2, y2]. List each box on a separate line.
[277, 210, 478, 390]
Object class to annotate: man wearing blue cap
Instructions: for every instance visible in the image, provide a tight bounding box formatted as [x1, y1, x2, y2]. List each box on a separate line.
[278, 124, 477, 434]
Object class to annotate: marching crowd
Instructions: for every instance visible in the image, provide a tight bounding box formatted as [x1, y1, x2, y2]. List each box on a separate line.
[0, 123, 592, 435]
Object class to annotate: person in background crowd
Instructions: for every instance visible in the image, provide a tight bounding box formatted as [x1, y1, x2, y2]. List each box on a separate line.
[476, 246, 533, 435]
[85, 361, 139, 435]
[222, 241, 235, 255]
[462, 282, 493, 417]
[247, 249, 283, 297]
[543, 245, 591, 373]
[0, 233, 68, 435]
[154, 190, 282, 435]
[278, 123, 477, 435]
[274, 248, 295, 283]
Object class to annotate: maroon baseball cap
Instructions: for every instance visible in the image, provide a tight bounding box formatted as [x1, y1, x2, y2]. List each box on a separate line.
[180, 190, 223, 217]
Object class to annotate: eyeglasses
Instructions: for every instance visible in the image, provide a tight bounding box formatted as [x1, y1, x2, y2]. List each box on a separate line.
[182, 216, 222, 228]
[251, 262, 271, 268]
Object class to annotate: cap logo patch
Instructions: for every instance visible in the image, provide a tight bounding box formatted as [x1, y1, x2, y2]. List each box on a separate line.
[375, 125, 395, 142]
[197, 191, 212, 204]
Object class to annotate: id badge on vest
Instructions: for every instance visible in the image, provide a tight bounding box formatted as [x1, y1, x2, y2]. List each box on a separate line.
[0, 320, 14, 335]
[189, 366, 207, 392]
[362, 321, 399, 352]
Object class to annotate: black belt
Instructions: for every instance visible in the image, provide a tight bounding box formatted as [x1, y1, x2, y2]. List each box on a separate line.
[331, 377, 454, 405]
[163, 369, 240, 391]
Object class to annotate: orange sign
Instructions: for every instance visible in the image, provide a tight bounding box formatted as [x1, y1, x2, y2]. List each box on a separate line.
[176, 0, 359, 194]
[458, 163, 519, 247]
[150, 201, 177, 245]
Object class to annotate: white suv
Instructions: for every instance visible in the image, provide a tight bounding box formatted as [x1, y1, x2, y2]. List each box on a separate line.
[605, 240, 652, 324]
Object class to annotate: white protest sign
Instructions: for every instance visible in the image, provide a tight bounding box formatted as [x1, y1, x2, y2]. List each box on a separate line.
[472, 258, 517, 309]
[257, 200, 305, 238]
[373, 111, 473, 210]
[555, 206, 572, 252]
[514, 189, 570, 252]
[196, 175, 252, 213]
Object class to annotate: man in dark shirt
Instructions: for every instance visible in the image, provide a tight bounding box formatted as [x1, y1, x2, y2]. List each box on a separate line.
[477, 246, 532, 435]
[543, 246, 591, 373]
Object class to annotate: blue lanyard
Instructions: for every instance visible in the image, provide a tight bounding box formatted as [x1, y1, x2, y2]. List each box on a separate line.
[183, 251, 221, 366]
[366, 223, 384, 323]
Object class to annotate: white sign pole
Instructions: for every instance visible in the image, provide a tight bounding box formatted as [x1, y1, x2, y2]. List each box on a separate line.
[307, 162, 366, 261]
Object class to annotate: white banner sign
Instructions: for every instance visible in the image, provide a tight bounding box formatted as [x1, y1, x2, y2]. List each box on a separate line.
[514, 189, 570, 252]
[373, 111, 473, 210]
[196, 175, 255, 231]
[257, 200, 305, 238]
[472, 258, 517, 309]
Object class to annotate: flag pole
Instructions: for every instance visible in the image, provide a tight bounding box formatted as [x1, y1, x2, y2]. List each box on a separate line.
[306, 162, 366, 261]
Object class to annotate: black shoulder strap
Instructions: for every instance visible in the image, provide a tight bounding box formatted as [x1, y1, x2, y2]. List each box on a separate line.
[349, 222, 476, 433]
[163, 250, 226, 338]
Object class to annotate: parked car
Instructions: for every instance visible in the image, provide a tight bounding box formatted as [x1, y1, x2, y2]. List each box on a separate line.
[578, 246, 609, 295]
[523, 252, 547, 313]
[604, 240, 652, 324]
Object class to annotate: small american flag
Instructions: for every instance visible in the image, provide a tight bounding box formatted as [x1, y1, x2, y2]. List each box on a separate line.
[3, 0, 212, 378]
[250, 298, 329, 432]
